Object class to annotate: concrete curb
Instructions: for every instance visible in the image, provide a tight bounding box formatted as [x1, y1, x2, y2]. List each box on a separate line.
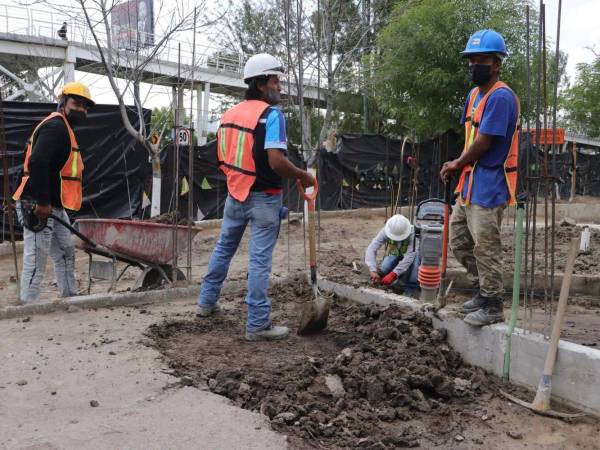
[0, 275, 300, 321]
[447, 268, 600, 298]
[0, 285, 200, 320]
[318, 278, 600, 418]
[0, 281, 242, 320]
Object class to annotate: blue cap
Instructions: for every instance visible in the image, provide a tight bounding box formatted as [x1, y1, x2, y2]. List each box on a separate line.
[461, 29, 508, 57]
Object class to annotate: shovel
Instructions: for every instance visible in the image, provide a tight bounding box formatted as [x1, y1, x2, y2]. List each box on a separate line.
[500, 237, 584, 419]
[296, 179, 330, 335]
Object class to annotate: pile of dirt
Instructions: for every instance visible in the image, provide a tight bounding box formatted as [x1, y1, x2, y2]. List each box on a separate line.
[147, 280, 494, 449]
[147, 211, 192, 225]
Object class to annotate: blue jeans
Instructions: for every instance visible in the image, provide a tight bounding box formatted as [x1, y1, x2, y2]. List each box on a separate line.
[379, 254, 421, 289]
[16, 202, 78, 302]
[198, 192, 282, 332]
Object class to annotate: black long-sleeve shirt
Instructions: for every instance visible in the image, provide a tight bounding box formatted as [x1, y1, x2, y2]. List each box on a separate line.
[21, 117, 71, 207]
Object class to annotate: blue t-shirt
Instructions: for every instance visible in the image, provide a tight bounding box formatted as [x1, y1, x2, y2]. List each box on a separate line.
[460, 87, 518, 208]
[264, 108, 287, 151]
[250, 106, 288, 192]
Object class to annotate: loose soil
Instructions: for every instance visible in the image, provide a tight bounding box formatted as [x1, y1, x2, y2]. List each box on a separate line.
[147, 278, 600, 450]
[506, 223, 600, 275]
[443, 291, 600, 348]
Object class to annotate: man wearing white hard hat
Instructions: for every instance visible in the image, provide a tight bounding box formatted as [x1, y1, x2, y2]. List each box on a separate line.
[365, 214, 420, 292]
[197, 53, 316, 341]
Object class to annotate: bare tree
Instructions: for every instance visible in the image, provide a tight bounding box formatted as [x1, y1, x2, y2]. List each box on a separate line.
[74, 0, 222, 215]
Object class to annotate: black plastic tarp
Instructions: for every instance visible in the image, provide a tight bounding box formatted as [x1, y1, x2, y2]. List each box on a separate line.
[1, 101, 151, 240]
[318, 133, 462, 210]
[156, 131, 600, 221]
[160, 141, 306, 220]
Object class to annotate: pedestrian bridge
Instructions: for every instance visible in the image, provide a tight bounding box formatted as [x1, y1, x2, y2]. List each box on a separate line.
[0, 3, 330, 140]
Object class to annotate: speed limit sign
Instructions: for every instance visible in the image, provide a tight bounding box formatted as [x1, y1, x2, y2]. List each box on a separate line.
[176, 127, 191, 146]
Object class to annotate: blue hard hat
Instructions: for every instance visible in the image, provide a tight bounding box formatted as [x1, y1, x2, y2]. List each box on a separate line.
[461, 29, 508, 57]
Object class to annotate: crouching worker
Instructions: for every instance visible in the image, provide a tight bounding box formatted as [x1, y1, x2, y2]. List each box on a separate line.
[365, 214, 420, 293]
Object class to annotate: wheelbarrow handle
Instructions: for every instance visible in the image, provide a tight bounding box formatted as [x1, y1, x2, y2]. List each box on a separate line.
[49, 213, 97, 248]
[296, 178, 319, 202]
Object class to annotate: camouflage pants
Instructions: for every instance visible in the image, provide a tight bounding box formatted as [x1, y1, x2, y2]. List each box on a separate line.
[450, 199, 505, 297]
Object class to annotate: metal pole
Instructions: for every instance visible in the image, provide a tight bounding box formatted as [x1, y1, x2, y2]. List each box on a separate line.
[541, 3, 551, 335]
[529, 0, 544, 331]
[186, 7, 197, 282]
[172, 43, 182, 277]
[549, 0, 562, 312]
[523, 4, 532, 332]
[397, 136, 406, 216]
[285, 0, 293, 272]
[550, 0, 562, 176]
[0, 88, 19, 299]
[385, 136, 389, 220]
[316, 0, 322, 257]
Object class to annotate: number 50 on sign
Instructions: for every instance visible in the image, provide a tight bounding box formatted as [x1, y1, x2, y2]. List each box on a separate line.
[176, 127, 191, 146]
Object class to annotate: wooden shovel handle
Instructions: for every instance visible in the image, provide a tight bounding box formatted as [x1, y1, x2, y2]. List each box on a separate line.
[543, 237, 579, 376]
[296, 179, 319, 203]
[296, 179, 319, 268]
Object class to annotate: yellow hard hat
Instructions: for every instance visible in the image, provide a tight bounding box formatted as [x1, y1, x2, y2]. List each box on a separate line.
[59, 82, 95, 107]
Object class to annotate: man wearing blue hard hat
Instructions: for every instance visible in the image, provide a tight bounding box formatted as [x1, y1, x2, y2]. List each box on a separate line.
[440, 30, 520, 326]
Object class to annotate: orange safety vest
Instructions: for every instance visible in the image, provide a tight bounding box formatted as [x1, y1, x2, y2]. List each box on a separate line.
[217, 100, 271, 202]
[455, 81, 520, 206]
[13, 112, 84, 211]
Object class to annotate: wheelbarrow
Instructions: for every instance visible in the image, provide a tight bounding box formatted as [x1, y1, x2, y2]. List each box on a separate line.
[74, 219, 200, 293]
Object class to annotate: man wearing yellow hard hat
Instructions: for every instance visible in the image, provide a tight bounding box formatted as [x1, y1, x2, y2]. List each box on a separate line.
[13, 81, 95, 302]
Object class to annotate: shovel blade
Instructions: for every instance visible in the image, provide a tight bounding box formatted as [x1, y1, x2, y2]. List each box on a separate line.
[297, 294, 331, 335]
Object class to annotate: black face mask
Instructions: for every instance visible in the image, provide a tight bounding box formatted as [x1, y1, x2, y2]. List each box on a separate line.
[470, 64, 493, 86]
[66, 110, 87, 126]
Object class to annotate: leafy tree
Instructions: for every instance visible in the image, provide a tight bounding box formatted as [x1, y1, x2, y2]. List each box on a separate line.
[151, 106, 194, 147]
[561, 54, 600, 137]
[218, 0, 285, 59]
[375, 0, 537, 138]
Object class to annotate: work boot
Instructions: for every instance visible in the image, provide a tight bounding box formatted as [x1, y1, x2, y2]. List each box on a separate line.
[464, 300, 504, 327]
[462, 292, 488, 313]
[196, 303, 221, 317]
[245, 324, 289, 342]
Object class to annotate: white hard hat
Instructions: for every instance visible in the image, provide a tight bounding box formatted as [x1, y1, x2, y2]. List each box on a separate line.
[384, 214, 412, 241]
[243, 53, 285, 83]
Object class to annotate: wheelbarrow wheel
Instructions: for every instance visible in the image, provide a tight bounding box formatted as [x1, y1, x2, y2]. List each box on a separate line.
[141, 265, 186, 289]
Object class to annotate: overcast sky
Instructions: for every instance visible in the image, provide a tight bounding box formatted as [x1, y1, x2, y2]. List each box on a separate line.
[28, 0, 600, 108]
[544, 0, 599, 83]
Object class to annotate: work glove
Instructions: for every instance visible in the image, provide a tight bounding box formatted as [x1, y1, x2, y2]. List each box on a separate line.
[381, 272, 398, 286]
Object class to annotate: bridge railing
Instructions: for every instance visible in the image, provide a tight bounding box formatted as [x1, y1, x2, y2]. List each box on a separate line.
[0, 2, 327, 90]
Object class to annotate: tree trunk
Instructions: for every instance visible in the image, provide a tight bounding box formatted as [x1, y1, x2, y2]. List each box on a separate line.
[151, 153, 162, 217]
[319, 69, 335, 144]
